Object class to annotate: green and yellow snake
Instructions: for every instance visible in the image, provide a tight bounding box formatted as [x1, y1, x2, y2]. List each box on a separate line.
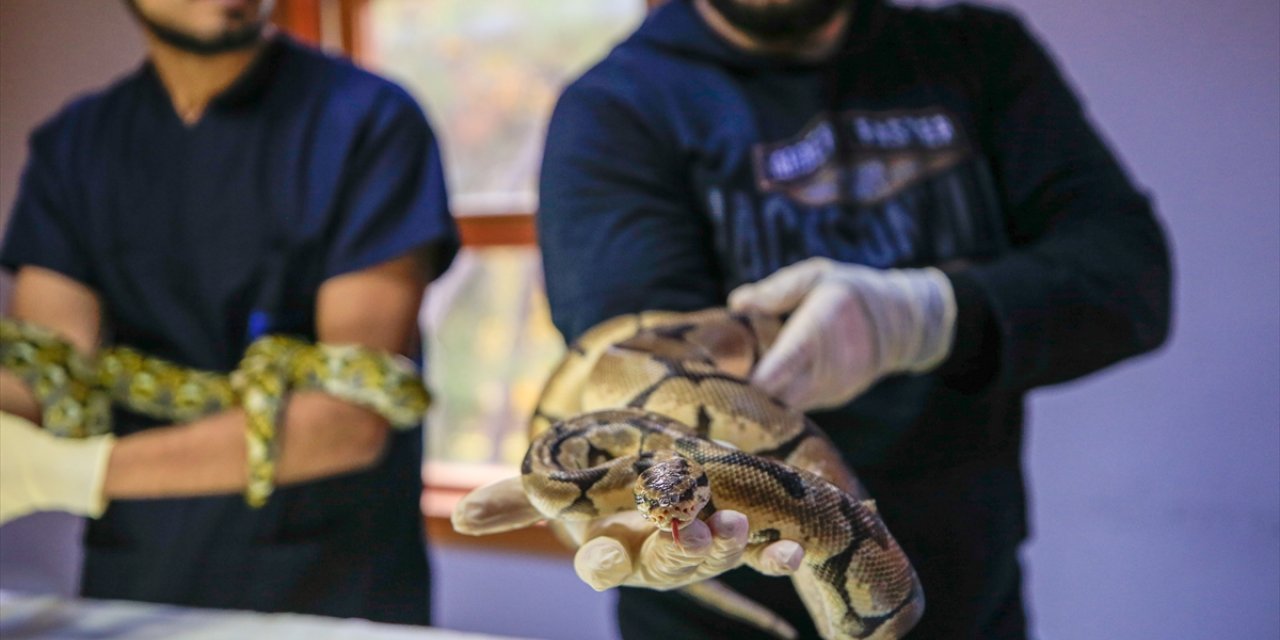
[523, 309, 924, 640]
[0, 317, 428, 506]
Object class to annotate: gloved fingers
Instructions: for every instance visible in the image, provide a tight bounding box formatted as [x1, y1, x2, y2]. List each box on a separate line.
[753, 352, 810, 405]
[631, 517, 715, 589]
[694, 510, 751, 579]
[450, 476, 544, 535]
[727, 257, 834, 315]
[749, 288, 832, 402]
[776, 335, 872, 410]
[578, 509, 657, 549]
[744, 539, 806, 577]
[576, 511, 709, 590]
[772, 363, 822, 411]
[752, 282, 880, 411]
[575, 535, 636, 591]
[0, 411, 114, 521]
[576, 511, 754, 590]
[0, 413, 38, 525]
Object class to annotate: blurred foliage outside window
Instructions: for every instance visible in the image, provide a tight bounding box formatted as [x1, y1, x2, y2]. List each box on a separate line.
[420, 247, 563, 466]
[362, 0, 645, 466]
[363, 0, 644, 214]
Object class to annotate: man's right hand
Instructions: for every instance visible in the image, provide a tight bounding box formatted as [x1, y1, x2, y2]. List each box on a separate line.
[451, 476, 805, 591]
[0, 411, 114, 526]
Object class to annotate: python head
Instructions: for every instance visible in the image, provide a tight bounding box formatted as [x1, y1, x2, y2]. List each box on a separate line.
[633, 453, 711, 545]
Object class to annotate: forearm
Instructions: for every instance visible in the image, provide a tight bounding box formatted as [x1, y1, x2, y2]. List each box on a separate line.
[3, 266, 103, 423]
[0, 369, 41, 423]
[102, 391, 389, 500]
[957, 197, 1171, 391]
[955, 11, 1173, 391]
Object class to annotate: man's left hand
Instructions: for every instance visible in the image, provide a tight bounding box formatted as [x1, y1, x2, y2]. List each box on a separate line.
[728, 257, 957, 411]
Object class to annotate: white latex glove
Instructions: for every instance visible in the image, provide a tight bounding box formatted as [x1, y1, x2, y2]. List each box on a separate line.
[728, 257, 956, 411]
[451, 476, 805, 591]
[0, 411, 114, 525]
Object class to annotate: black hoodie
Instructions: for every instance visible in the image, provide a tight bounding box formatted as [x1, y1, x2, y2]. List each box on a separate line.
[540, 0, 1170, 473]
[538, 2, 1171, 632]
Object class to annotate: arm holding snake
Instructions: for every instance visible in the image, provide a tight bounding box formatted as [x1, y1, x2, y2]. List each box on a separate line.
[1, 266, 102, 423]
[1, 249, 430, 519]
[470, 83, 808, 594]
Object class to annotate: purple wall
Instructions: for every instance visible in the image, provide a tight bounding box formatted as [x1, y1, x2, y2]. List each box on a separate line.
[982, 0, 1279, 636]
[1, 1, 1276, 639]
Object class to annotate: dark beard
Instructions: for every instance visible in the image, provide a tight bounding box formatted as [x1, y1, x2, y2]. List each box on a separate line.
[706, 0, 851, 45]
[125, 1, 266, 56]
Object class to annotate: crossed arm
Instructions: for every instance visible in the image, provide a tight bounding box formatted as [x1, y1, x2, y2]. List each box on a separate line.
[0, 251, 430, 500]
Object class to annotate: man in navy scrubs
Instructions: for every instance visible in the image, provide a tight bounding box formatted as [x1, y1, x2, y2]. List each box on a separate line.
[0, 0, 457, 624]
[457, 0, 1171, 638]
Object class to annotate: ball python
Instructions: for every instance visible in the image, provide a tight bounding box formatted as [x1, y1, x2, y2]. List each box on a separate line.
[523, 308, 924, 640]
[0, 317, 429, 506]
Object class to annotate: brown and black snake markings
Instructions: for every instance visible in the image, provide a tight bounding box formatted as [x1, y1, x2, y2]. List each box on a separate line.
[521, 309, 924, 640]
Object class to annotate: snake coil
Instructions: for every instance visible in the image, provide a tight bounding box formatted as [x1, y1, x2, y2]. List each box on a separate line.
[523, 309, 924, 640]
[0, 317, 429, 506]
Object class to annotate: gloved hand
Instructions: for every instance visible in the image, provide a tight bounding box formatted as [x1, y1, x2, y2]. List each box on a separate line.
[728, 257, 956, 411]
[0, 411, 114, 525]
[451, 476, 805, 591]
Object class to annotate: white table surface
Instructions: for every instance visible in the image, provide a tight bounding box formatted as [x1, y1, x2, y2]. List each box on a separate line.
[0, 590, 535, 640]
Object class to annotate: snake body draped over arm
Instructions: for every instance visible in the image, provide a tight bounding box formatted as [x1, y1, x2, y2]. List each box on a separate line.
[523, 308, 924, 640]
[0, 318, 430, 506]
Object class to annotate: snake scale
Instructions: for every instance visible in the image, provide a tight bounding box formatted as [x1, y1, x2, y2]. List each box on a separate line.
[523, 308, 924, 640]
[0, 317, 429, 506]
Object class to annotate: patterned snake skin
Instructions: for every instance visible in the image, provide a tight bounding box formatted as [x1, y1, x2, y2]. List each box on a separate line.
[523, 309, 924, 640]
[0, 317, 429, 506]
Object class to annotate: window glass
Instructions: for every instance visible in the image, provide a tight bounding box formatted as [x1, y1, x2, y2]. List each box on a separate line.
[420, 246, 563, 464]
[363, 1, 643, 465]
[363, 0, 644, 214]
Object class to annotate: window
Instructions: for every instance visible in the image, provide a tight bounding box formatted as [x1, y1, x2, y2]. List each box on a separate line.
[357, 0, 645, 468]
[275, 0, 647, 546]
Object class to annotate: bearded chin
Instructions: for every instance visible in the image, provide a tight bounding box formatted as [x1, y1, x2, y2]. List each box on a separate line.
[127, 2, 267, 56]
[706, 0, 852, 45]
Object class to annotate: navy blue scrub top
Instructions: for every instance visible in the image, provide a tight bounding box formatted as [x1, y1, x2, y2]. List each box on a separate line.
[2, 35, 457, 371]
[0, 36, 458, 623]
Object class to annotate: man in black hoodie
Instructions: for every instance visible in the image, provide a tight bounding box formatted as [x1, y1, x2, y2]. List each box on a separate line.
[473, 0, 1170, 638]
